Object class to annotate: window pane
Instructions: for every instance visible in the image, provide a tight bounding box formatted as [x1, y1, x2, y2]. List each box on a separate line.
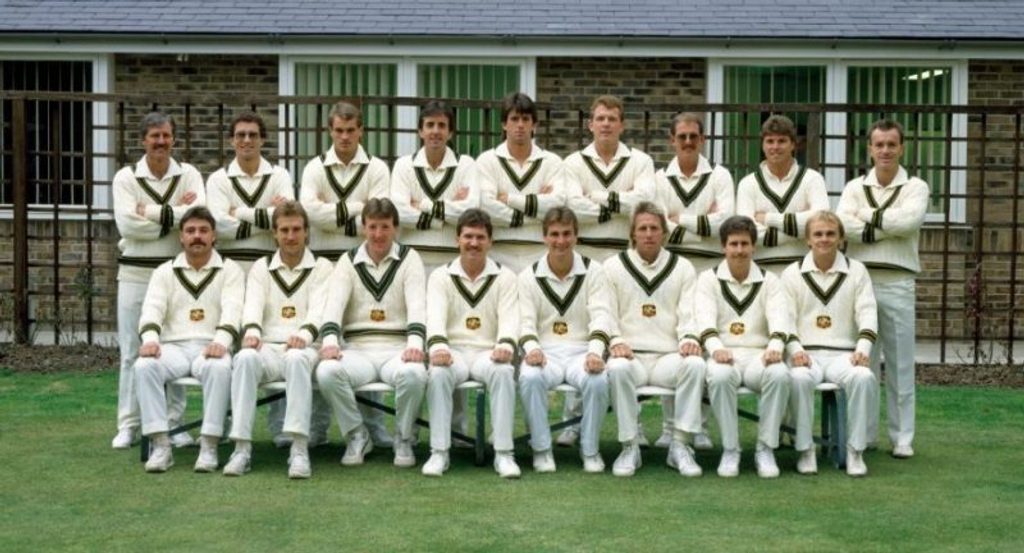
[848, 66, 951, 212]
[417, 64, 519, 157]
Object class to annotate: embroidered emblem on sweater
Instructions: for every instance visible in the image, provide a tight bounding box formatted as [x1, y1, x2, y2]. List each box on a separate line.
[281, 306, 296, 319]
[189, 308, 205, 322]
[816, 315, 832, 329]
[466, 316, 482, 330]
[370, 309, 386, 322]
[553, 321, 569, 335]
[729, 322, 745, 335]
[642, 304, 657, 317]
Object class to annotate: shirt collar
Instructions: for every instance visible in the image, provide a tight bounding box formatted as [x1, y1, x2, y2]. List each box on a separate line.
[665, 155, 713, 178]
[800, 252, 849, 275]
[134, 156, 182, 180]
[536, 251, 588, 281]
[864, 166, 910, 188]
[227, 157, 274, 178]
[627, 247, 670, 270]
[413, 147, 459, 169]
[268, 248, 316, 271]
[715, 259, 764, 285]
[352, 241, 401, 267]
[323, 145, 370, 167]
[758, 160, 800, 182]
[172, 250, 224, 271]
[582, 142, 630, 162]
[495, 141, 545, 162]
[448, 256, 502, 281]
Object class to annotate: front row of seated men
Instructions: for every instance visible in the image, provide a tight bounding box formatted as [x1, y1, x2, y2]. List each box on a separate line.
[136, 199, 878, 479]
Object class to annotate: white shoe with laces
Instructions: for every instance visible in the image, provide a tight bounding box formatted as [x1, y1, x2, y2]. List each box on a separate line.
[341, 427, 373, 466]
[718, 449, 741, 477]
[754, 446, 780, 479]
[612, 443, 642, 477]
[421, 451, 449, 477]
[532, 450, 556, 473]
[494, 452, 522, 479]
[111, 428, 139, 450]
[222, 451, 251, 476]
[667, 441, 702, 477]
[145, 444, 174, 473]
[797, 449, 818, 475]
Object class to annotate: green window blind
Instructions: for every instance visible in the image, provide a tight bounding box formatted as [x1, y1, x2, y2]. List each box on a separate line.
[417, 64, 520, 157]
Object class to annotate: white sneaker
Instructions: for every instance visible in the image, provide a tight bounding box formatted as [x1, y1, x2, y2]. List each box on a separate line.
[193, 444, 219, 473]
[667, 442, 702, 477]
[654, 429, 674, 449]
[635, 423, 650, 448]
[288, 454, 311, 479]
[341, 427, 373, 466]
[421, 451, 449, 477]
[693, 432, 714, 451]
[717, 449, 740, 477]
[144, 444, 174, 473]
[797, 449, 818, 475]
[170, 432, 195, 449]
[582, 454, 605, 473]
[755, 447, 780, 479]
[892, 444, 914, 459]
[393, 440, 416, 468]
[494, 452, 522, 479]
[612, 443, 642, 477]
[533, 450, 556, 473]
[222, 451, 251, 476]
[555, 428, 579, 447]
[847, 449, 868, 477]
[111, 428, 139, 449]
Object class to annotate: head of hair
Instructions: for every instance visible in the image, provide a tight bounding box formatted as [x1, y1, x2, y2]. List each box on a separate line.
[179, 205, 216, 231]
[500, 92, 537, 124]
[230, 110, 267, 138]
[456, 208, 492, 238]
[804, 210, 846, 240]
[669, 112, 705, 137]
[140, 111, 175, 140]
[629, 201, 668, 246]
[361, 197, 400, 227]
[327, 101, 363, 128]
[541, 206, 579, 236]
[718, 215, 758, 246]
[761, 114, 797, 142]
[271, 200, 309, 231]
[590, 95, 624, 120]
[418, 100, 455, 130]
[867, 118, 905, 144]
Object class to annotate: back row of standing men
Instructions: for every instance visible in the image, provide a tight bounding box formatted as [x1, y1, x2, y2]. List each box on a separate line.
[110, 92, 927, 478]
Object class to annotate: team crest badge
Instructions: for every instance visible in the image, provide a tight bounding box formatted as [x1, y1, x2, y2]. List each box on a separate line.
[642, 304, 657, 318]
[466, 316, 481, 330]
[189, 308, 205, 322]
[281, 306, 297, 319]
[729, 322, 745, 335]
[370, 309, 386, 322]
[553, 321, 569, 335]
[816, 315, 832, 329]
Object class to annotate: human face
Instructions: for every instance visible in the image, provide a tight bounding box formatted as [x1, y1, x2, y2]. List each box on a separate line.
[805, 219, 842, 260]
[419, 114, 452, 155]
[762, 133, 795, 168]
[231, 121, 263, 164]
[630, 213, 664, 261]
[142, 122, 175, 164]
[273, 215, 307, 260]
[330, 116, 363, 160]
[588, 104, 624, 150]
[722, 232, 754, 277]
[457, 225, 491, 263]
[671, 120, 705, 166]
[543, 222, 577, 259]
[503, 110, 535, 148]
[868, 128, 904, 174]
[363, 216, 397, 262]
[179, 218, 214, 259]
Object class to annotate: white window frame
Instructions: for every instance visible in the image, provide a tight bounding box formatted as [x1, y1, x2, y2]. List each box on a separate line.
[708, 58, 968, 223]
[279, 55, 535, 159]
[0, 52, 114, 221]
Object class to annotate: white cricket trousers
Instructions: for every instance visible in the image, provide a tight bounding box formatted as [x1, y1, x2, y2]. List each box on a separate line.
[518, 345, 573, 452]
[606, 352, 706, 444]
[706, 348, 790, 451]
[427, 348, 516, 452]
[810, 349, 878, 452]
[229, 344, 318, 440]
[135, 339, 231, 437]
[869, 278, 916, 449]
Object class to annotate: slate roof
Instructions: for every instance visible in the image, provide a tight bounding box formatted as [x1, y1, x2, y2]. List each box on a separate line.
[1, 1, 1022, 40]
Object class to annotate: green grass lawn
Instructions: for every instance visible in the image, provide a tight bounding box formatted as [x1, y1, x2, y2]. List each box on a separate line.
[0, 369, 1021, 553]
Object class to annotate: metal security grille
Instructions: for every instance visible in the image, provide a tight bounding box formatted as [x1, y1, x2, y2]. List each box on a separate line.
[0, 60, 92, 205]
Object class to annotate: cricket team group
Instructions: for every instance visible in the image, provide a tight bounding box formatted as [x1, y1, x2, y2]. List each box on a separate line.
[110, 92, 925, 481]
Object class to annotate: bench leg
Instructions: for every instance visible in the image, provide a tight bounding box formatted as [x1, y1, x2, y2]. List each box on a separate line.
[834, 389, 848, 470]
[140, 435, 150, 462]
[474, 388, 487, 467]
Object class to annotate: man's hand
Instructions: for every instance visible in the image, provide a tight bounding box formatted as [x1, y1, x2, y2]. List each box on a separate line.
[539, 183, 553, 194]
[497, 191, 509, 204]
[712, 349, 733, 364]
[204, 342, 227, 359]
[708, 200, 718, 213]
[135, 202, 147, 217]
[179, 191, 197, 206]
[610, 343, 633, 359]
[850, 351, 870, 367]
[524, 349, 545, 367]
[668, 213, 680, 223]
[454, 186, 469, 201]
[229, 206, 237, 217]
[762, 349, 782, 365]
[430, 349, 452, 367]
[286, 335, 307, 350]
[679, 342, 702, 357]
[271, 194, 288, 207]
[139, 341, 161, 358]
[754, 210, 767, 224]
[491, 347, 513, 364]
[242, 336, 261, 350]
[791, 351, 811, 367]
[320, 344, 342, 360]
[402, 347, 425, 363]
[584, 353, 605, 374]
